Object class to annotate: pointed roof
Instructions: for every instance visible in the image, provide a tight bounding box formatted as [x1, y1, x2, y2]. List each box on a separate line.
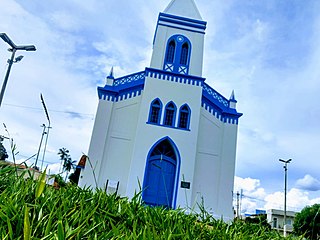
[229, 90, 237, 102]
[164, 0, 202, 20]
[107, 67, 114, 79]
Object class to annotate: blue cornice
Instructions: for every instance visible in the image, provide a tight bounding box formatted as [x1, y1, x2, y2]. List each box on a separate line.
[97, 68, 243, 124]
[154, 13, 206, 42]
[98, 71, 145, 102]
[145, 67, 205, 86]
[202, 84, 243, 124]
[159, 13, 207, 30]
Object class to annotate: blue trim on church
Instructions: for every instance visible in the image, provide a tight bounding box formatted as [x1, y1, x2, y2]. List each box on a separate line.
[159, 13, 206, 31]
[145, 68, 205, 86]
[153, 13, 207, 44]
[202, 83, 242, 124]
[97, 68, 242, 124]
[98, 71, 145, 102]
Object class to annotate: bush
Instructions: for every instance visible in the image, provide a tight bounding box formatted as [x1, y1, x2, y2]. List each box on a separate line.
[293, 204, 320, 239]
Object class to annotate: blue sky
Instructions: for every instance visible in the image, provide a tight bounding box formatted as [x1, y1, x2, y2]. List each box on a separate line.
[0, 0, 320, 214]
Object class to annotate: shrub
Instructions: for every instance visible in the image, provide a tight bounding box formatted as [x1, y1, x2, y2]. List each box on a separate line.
[293, 204, 320, 239]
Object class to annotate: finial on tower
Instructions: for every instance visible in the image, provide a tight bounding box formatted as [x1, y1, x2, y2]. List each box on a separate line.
[108, 67, 114, 79]
[106, 67, 115, 86]
[229, 90, 237, 109]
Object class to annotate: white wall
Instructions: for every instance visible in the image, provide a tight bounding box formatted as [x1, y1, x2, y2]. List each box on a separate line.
[192, 108, 238, 221]
[125, 75, 203, 209]
[79, 95, 142, 193]
[79, 99, 113, 189]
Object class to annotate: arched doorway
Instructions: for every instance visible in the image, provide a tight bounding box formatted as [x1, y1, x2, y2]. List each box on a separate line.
[142, 138, 179, 208]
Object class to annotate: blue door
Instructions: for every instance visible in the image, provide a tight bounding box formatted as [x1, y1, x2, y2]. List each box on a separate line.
[143, 139, 177, 208]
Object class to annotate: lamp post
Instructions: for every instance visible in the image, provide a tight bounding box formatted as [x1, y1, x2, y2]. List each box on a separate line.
[0, 33, 36, 107]
[279, 158, 292, 237]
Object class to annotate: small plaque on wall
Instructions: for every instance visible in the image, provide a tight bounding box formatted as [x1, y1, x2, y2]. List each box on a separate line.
[181, 181, 190, 189]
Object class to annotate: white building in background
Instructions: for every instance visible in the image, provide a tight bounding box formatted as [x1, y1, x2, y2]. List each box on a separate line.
[267, 209, 297, 232]
[79, 0, 242, 221]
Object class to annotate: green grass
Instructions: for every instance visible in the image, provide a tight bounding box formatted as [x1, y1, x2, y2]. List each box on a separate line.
[0, 165, 304, 239]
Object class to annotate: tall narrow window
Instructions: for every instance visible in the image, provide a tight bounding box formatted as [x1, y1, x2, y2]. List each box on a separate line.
[166, 40, 175, 63]
[164, 102, 176, 127]
[178, 104, 190, 129]
[149, 99, 162, 124]
[180, 43, 189, 65]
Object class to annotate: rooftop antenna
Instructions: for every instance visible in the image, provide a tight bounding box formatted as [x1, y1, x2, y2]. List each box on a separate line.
[40, 93, 51, 170]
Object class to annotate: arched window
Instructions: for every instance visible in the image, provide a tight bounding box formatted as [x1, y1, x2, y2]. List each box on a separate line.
[166, 40, 175, 63]
[148, 99, 162, 124]
[178, 104, 191, 129]
[163, 102, 176, 127]
[163, 35, 191, 75]
[180, 43, 189, 65]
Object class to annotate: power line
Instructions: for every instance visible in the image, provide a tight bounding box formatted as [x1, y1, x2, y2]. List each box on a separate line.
[237, 193, 301, 212]
[3, 103, 94, 118]
[16, 153, 59, 165]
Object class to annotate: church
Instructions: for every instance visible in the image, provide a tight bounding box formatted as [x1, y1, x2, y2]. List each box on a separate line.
[79, 0, 242, 221]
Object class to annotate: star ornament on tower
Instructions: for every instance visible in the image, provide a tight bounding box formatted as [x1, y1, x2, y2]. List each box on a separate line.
[0, 33, 36, 107]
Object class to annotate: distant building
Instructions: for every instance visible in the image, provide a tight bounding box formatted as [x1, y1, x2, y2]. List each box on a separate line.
[79, 0, 242, 221]
[267, 209, 297, 232]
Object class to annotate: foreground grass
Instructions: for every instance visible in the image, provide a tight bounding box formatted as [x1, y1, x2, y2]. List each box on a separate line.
[0, 165, 303, 239]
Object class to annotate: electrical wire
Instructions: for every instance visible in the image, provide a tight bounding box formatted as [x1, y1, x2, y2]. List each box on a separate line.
[3, 103, 94, 119]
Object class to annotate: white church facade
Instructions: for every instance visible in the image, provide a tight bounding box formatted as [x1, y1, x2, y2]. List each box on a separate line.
[79, 0, 242, 221]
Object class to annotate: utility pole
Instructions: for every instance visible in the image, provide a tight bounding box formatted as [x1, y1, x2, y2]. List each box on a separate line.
[40, 94, 51, 171]
[279, 158, 292, 237]
[236, 191, 240, 218]
[35, 124, 46, 169]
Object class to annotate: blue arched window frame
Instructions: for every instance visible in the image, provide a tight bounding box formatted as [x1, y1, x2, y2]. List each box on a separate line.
[163, 35, 192, 75]
[148, 98, 163, 124]
[163, 101, 177, 127]
[178, 104, 191, 130]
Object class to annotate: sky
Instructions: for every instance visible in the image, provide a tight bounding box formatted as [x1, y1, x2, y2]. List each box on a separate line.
[0, 0, 320, 214]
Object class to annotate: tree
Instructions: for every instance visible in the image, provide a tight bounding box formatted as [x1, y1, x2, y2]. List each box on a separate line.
[293, 203, 320, 239]
[0, 136, 8, 161]
[58, 148, 76, 181]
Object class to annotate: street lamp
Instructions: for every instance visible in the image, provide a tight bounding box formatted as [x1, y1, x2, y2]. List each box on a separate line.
[0, 33, 36, 107]
[279, 158, 292, 237]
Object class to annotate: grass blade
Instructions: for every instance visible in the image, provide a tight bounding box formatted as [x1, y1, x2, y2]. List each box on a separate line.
[35, 169, 47, 199]
[24, 204, 31, 240]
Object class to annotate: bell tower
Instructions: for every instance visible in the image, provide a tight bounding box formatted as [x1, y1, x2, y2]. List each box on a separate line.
[150, 0, 206, 77]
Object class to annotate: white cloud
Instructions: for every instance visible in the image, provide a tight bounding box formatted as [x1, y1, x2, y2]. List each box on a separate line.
[46, 162, 61, 175]
[296, 175, 320, 191]
[235, 176, 320, 214]
[264, 188, 313, 212]
[49, 11, 81, 32]
[234, 176, 262, 192]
